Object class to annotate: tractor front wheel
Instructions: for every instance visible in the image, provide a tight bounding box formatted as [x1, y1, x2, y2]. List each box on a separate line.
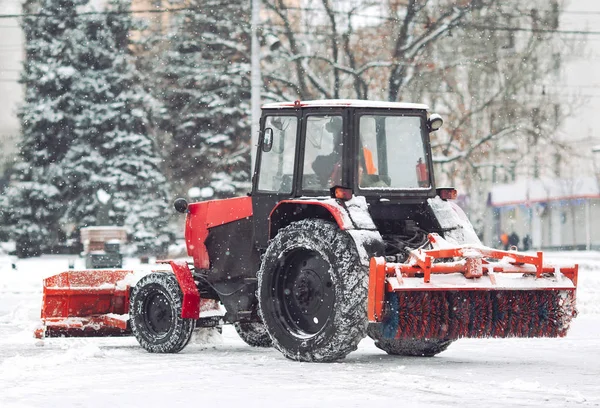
[258, 219, 368, 362]
[367, 325, 452, 357]
[130, 273, 195, 353]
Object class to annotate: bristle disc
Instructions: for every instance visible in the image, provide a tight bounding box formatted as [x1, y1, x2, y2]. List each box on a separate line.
[382, 290, 576, 340]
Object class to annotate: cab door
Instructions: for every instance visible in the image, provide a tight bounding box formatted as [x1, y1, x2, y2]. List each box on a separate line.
[252, 113, 300, 249]
[297, 112, 346, 194]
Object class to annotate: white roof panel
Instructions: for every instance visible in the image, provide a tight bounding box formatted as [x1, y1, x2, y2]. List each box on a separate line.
[490, 177, 600, 207]
[262, 99, 429, 110]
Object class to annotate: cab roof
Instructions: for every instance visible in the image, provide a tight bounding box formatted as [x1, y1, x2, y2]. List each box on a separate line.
[262, 99, 429, 111]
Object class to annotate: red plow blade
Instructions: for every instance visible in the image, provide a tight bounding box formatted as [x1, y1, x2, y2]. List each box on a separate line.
[368, 234, 578, 340]
[35, 270, 134, 338]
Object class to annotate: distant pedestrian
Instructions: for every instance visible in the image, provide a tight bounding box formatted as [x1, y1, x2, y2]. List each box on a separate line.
[523, 235, 531, 251]
[500, 232, 509, 250]
[509, 232, 520, 249]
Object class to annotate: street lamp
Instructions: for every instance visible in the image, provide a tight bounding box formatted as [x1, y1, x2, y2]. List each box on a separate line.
[592, 145, 600, 189]
[586, 145, 600, 250]
[499, 142, 518, 182]
[251, 0, 261, 174]
[592, 146, 600, 195]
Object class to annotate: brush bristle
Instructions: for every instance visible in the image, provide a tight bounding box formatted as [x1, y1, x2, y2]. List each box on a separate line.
[382, 290, 576, 340]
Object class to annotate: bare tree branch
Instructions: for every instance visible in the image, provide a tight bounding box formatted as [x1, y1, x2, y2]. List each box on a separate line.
[341, 6, 367, 98]
[321, 0, 340, 98]
[433, 127, 515, 164]
[263, 0, 309, 98]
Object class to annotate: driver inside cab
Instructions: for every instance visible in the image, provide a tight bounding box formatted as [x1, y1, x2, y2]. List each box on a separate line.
[311, 117, 343, 188]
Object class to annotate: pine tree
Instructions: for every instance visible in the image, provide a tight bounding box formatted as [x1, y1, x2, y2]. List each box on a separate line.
[0, 0, 84, 257]
[61, 0, 171, 252]
[149, 0, 252, 198]
[0, 0, 171, 256]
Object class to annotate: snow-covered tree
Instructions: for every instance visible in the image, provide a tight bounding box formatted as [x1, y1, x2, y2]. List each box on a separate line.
[144, 0, 252, 198]
[0, 0, 171, 256]
[0, 0, 84, 257]
[60, 0, 171, 251]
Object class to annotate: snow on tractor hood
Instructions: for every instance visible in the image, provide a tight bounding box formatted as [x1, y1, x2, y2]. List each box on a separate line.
[428, 196, 481, 246]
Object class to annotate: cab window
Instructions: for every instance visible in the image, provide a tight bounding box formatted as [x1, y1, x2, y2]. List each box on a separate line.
[257, 116, 298, 193]
[302, 115, 343, 191]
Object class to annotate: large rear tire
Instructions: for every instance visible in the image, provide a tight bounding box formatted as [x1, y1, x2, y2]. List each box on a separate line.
[130, 273, 195, 353]
[258, 219, 368, 362]
[367, 325, 452, 357]
[234, 322, 273, 348]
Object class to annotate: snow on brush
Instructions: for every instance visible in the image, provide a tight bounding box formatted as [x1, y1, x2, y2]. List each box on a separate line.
[1, 253, 600, 407]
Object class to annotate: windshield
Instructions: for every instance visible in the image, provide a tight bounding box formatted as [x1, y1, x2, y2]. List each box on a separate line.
[358, 115, 430, 189]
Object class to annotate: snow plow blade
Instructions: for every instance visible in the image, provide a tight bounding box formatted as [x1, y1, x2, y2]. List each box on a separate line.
[368, 234, 578, 340]
[35, 270, 134, 338]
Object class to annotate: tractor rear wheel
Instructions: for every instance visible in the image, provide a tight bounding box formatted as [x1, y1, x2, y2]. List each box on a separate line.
[130, 273, 195, 353]
[367, 325, 452, 357]
[258, 219, 368, 362]
[234, 322, 273, 347]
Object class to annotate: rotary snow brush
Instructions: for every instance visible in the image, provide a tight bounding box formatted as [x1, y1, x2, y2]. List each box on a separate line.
[368, 234, 578, 340]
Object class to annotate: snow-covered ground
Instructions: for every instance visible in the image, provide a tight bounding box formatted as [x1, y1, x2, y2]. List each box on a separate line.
[1, 252, 599, 407]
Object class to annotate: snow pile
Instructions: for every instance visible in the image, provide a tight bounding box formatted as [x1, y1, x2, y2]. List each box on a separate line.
[0, 343, 105, 381]
[0, 255, 60, 295]
[0, 255, 15, 276]
[495, 379, 587, 403]
[0, 254, 599, 407]
[190, 327, 223, 347]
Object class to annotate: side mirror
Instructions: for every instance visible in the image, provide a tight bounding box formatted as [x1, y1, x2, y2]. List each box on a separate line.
[427, 113, 443, 132]
[173, 198, 188, 214]
[262, 128, 273, 152]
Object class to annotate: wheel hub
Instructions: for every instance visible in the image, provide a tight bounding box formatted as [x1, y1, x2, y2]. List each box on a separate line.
[144, 292, 173, 335]
[292, 269, 323, 314]
[276, 249, 335, 336]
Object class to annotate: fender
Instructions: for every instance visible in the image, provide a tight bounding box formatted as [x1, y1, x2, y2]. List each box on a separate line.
[269, 197, 384, 264]
[269, 199, 352, 238]
[157, 260, 219, 319]
[158, 260, 200, 318]
[185, 196, 253, 269]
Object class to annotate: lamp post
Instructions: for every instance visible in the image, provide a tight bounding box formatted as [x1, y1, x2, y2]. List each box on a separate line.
[589, 145, 600, 250]
[250, 0, 261, 174]
[592, 145, 600, 180]
[499, 141, 533, 248]
[499, 142, 518, 182]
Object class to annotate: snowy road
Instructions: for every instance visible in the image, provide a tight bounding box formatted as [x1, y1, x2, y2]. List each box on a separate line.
[1, 254, 599, 407]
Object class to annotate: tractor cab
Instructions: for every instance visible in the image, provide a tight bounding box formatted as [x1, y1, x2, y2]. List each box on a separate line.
[251, 100, 442, 249]
[253, 100, 439, 198]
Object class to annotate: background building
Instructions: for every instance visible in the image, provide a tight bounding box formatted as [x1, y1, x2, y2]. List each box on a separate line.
[557, 0, 600, 178]
[485, 0, 600, 250]
[489, 177, 600, 250]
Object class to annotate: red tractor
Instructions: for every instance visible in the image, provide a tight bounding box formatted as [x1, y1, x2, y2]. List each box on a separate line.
[37, 100, 578, 362]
